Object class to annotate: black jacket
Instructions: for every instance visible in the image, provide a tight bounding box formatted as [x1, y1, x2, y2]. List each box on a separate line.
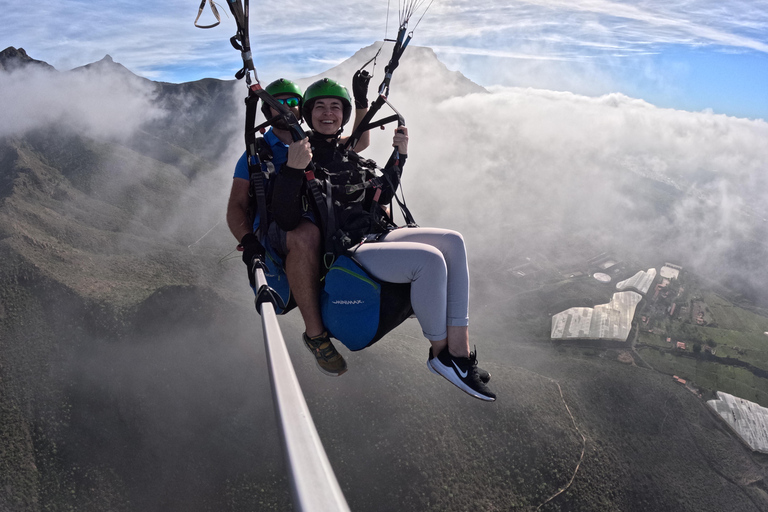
[272, 133, 406, 251]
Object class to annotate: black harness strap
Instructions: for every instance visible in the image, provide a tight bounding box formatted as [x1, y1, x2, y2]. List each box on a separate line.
[381, 165, 417, 227]
[244, 91, 270, 239]
[303, 167, 338, 268]
[225, 0, 256, 82]
[341, 155, 416, 228]
[343, 25, 411, 152]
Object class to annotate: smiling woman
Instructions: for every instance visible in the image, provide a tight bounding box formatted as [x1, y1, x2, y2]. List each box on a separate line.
[302, 78, 352, 136]
[270, 72, 497, 402]
[312, 98, 346, 135]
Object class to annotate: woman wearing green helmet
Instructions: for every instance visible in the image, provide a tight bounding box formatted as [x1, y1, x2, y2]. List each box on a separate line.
[297, 77, 369, 150]
[302, 78, 353, 132]
[272, 77, 496, 401]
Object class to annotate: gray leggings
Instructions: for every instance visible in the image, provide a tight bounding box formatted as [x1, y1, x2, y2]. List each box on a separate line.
[352, 227, 470, 341]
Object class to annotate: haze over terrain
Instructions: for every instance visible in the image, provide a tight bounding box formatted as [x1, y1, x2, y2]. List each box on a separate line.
[2, 44, 768, 511]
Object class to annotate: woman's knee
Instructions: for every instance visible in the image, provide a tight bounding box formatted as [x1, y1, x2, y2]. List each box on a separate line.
[414, 246, 447, 281]
[440, 230, 467, 261]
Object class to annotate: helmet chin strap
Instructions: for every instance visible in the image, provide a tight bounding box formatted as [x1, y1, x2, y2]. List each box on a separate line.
[310, 126, 344, 141]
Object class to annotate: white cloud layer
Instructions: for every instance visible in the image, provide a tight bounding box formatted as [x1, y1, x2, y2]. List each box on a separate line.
[313, 46, 768, 296]
[0, 65, 163, 140]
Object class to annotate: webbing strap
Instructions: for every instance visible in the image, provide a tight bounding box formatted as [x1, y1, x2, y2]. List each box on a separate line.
[381, 163, 417, 227]
[304, 170, 337, 267]
[224, 0, 255, 81]
[244, 91, 269, 239]
[342, 25, 411, 151]
[193, 0, 221, 28]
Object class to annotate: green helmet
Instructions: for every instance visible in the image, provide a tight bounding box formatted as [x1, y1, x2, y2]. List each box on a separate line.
[261, 78, 303, 122]
[302, 78, 352, 130]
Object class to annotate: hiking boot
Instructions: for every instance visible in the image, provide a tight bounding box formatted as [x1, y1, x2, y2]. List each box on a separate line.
[303, 332, 347, 376]
[429, 346, 496, 401]
[428, 347, 490, 383]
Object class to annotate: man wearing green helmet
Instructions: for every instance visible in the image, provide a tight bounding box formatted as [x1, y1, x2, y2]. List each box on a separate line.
[271, 78, 496, 401]
[226, 75, 372, 377]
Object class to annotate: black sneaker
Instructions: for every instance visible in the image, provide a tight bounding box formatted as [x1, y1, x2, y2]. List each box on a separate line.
[429, 346, 496, 401]
[303, 332, 347, 376]
[428, 347, 490, 383]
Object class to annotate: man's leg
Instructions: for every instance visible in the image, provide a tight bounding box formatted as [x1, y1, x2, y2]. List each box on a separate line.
[283, 219, 347, 376]
[283, 219, 324, 337]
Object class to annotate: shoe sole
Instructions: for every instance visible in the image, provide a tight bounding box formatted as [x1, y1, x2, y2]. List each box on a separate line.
[428, 359, 495, 402]
[303, 342, 347, 377]
[315, 362, 347, 377]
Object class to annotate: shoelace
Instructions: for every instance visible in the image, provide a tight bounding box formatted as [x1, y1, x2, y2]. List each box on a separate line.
[317, 341, 338, 361]
[308, 335, 337, 361]
[468, 348, 481, 377]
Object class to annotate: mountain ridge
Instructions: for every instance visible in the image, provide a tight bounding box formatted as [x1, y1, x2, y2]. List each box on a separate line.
[0, 46, 55, 72]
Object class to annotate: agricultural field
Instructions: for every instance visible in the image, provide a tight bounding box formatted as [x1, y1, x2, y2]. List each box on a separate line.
[636, 345, 768, 407]
[635, 272, 768, 407]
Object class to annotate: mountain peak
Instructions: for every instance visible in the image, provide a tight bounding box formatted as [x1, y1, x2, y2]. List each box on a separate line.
[0, 46, 56, 72]
[71, 54, 141, 80]
[301, 42, 487, 102]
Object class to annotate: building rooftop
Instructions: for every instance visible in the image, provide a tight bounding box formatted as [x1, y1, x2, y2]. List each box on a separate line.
[551, 291, 642, 341]
[708, 392, 768, 453]
[616, 268, 657, 295]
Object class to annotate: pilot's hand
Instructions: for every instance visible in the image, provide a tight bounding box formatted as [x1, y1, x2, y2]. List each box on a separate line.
[286, 138, 312, 169]
[239, 232, 265, 288]
[392, 126, 408, 155]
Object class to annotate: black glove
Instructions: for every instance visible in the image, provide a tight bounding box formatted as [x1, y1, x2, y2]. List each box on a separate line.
[240, 232, 265, 287]
[352, 70, 371, 109]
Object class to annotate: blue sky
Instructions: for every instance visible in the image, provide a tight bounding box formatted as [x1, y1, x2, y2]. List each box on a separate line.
[3, 0, 767, 120]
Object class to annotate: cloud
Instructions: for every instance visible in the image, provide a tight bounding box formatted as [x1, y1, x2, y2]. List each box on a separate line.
[4, 35, 767, 304]
[0, 57, 246, 268]
[506, 0, 768, 51]
[0, 64, 164, 140]
[3, 0, 767, 86]
[335, 53, 768, 299]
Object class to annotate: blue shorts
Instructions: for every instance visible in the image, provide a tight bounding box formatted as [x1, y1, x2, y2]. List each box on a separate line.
[252, 216, 315, 315]
[260, 211, 316, 262]
[263, 220, 290, 262]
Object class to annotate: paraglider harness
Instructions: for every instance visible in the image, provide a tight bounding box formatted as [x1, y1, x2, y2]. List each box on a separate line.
[196, 0, 427, 348]
[313, 20, 420, 261]
[304, 21, 427, 350]
[195, 0, 315, 314]
[305, 130, 417, 350]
